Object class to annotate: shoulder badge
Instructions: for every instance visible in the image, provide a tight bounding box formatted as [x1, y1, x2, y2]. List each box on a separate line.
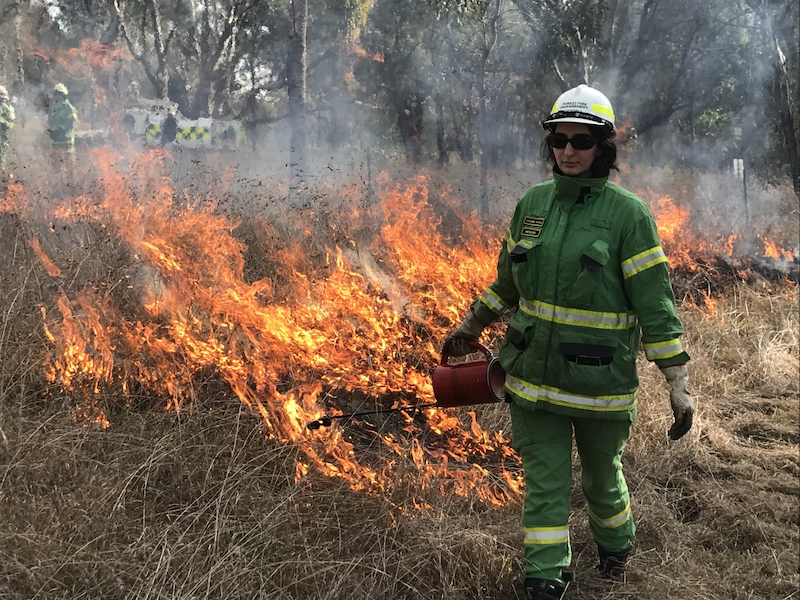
[521, 216, 545, 238]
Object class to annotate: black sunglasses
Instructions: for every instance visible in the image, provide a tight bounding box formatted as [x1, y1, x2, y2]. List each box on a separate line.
[549, 133, 597, 150]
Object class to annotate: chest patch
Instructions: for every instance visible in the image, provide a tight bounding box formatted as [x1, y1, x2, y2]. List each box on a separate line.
[522, 216, 545, 238]
[524, 216, 546, 227]
[521, 227, 542, 238]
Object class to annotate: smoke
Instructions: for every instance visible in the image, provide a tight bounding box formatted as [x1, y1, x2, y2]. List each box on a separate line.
[0, 0, 796, 235]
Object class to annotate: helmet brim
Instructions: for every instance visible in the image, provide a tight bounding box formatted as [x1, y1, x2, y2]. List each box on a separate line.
[542, 114, 615, 133]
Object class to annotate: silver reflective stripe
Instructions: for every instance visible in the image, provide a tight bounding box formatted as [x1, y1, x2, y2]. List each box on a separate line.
[506, 375, 637, 411]
[589, 503, 631, 529]
[519, 299, 637, 330]
[621, 246, 667, 279]
[644, 338, 683, 360]
[480, 289, 512, 315]
[524, 526, 569, 545]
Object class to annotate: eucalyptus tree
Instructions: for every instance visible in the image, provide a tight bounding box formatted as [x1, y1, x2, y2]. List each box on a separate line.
[745, 0, 799, 193]
[0, 0, 25, 87]
[359, 0, 432, 162]
[288, 0, 308, 188]
[104, 0, 260, 117]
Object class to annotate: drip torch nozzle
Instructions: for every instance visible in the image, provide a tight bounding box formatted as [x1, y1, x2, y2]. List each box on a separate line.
[306, 416, 333, 430]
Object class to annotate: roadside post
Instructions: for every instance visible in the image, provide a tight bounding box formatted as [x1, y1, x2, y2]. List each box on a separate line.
[733, 158, 748, 221]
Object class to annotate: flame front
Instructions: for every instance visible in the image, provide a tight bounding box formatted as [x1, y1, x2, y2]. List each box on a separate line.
[4, 147, 524, 505]
[4, 146, 795, 505]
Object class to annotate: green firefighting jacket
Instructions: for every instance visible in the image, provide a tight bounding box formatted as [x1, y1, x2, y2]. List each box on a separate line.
[472, 171, 690, 421]
[0, 100, 14, 137]
[48, 99, 77, 148]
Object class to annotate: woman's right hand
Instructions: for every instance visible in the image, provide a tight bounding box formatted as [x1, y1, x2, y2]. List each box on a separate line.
[441, 310, 484, 357]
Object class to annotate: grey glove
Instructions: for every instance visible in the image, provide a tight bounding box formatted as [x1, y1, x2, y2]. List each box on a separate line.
[660, 364, 694, 440]
[442, 310, 484, 357]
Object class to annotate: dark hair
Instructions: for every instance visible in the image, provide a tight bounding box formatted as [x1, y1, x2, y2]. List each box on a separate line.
[540, 124, 619, 177]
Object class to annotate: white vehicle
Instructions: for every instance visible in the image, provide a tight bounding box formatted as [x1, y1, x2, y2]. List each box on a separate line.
[122, 100, 245, 149]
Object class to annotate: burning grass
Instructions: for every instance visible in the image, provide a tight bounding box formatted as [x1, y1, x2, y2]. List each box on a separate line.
[0, 153, 798, 599]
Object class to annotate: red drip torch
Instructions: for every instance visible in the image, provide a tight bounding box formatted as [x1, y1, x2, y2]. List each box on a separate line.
[306, 341, 506, 430]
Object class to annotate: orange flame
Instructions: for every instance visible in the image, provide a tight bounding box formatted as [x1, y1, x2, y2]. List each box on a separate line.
[759, 234, 795, 261]
[27, 237, 62, 277]
[348, 42, 384, 62]
[21, 146, 520, 505]
[11, 141, 794, 503]
[642, 189, 743, 277]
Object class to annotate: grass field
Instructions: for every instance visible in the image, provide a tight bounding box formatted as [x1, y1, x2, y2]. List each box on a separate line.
[0, 155, 797, 600]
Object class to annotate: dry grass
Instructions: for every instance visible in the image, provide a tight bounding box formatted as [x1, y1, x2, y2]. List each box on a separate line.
[0, 174, 798, 600]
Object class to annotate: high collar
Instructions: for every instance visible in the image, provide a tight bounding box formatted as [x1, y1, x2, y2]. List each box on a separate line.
[552, 170, 608, 208]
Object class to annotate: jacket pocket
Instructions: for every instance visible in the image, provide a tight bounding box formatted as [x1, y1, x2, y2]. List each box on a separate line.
[568, 238, 610, 308]
[499, 312, 533, 375]
[510, 238, 543, 300]
[556, 330, 618, 397]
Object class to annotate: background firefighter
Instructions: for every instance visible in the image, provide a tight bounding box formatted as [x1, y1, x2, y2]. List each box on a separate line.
[0, 85, 15, 172]
[442, 84, 695, 600]
[47, 83, 78, 166]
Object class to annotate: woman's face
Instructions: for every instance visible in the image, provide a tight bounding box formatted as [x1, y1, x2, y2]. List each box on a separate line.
[552, 122, 599, 178]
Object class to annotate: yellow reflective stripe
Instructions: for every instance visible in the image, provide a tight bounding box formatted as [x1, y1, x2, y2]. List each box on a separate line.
[621, 246, 667, 279]
[550, 103, 559, 114]
[588, 502, 631, 529]
[592, 103, 615, 119]
[524, 526, 569, 545]
[519, 298, 637, 330]
[506, 375, 637, 412]
[504, 228, 517, 252]
[644, 338, 684, 360]
[479, 288, 512, 316]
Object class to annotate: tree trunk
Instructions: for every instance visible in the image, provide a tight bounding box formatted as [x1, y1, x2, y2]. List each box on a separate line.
[428, 18, 448, 167]
[101, 0, 119, 44]
[477, 0, 500, 214]
[288, 0, 309, 196]
[14, 12, 24, 84]
[111, 0, 170, 100]
[751, 3, 799, 195]
[478, 61, 489, 213]
[435, 95, 447, 166]
[453, 95, 474, 163]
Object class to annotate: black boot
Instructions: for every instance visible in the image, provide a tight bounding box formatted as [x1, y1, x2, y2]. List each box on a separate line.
[597, 544, 630, 580]
[524, 577, 568, 600]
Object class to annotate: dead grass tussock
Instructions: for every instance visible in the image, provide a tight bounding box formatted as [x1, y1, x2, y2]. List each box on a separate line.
[617, 286, 799, 600]
[682, 285, 799, 398]
[2, 287, 796, 600]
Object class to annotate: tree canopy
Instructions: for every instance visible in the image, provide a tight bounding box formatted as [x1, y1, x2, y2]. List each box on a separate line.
[0, 0, 797, 190]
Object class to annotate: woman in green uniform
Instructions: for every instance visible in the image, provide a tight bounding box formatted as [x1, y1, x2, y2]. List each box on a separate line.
[48, 83, 78, 166]
[442, 84, 694, 600]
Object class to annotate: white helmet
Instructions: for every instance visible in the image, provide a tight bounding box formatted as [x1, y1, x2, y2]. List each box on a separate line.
[542, 84, 615, 133]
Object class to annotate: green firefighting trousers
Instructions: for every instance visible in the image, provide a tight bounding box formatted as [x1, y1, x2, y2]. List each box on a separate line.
[510, 401, 635, 582]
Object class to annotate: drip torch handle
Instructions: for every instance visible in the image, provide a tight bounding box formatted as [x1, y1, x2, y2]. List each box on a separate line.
[306, 402, 439, 431]
[440, 340, 492, 365]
